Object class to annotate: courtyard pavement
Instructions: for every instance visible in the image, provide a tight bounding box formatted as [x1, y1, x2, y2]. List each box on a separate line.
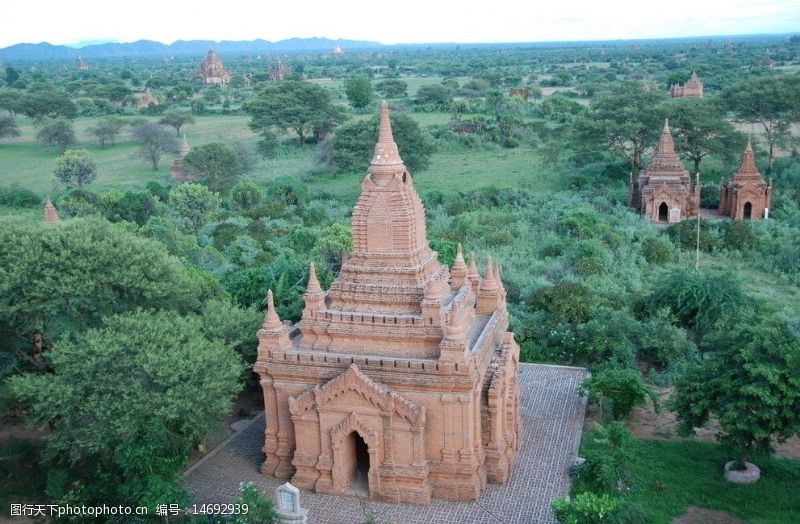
[184, 363, 588, 524]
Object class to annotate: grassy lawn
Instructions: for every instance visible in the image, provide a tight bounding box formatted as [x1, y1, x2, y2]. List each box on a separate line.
[623, 439, 800, 523]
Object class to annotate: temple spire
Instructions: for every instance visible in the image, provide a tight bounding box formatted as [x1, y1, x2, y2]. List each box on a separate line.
[480, 256, 498, 291]
[369, 101, 405, 175]
[645, 118, 685, 175]
[734, 138, 761, 179]
[263, 289, 283, 329]
[306, 262, 322, 294]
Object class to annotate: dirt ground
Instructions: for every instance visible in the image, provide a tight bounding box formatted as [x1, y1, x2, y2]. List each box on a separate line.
[586, 386, 800, 460]
[672, 507, 746, 524]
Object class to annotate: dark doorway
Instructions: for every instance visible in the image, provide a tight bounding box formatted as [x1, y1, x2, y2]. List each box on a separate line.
[743, 202, 752, 220]
[347, 432, 370, 497]
[658, 202, 669, 222]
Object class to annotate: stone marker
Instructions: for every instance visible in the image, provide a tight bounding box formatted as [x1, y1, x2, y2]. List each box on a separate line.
[275, 482, 308, 524]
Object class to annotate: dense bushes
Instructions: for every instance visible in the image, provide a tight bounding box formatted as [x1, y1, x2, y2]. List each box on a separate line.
[0, 185, 40, 207]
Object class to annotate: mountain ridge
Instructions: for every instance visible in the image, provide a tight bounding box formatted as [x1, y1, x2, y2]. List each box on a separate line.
[0, 37, 381, 61]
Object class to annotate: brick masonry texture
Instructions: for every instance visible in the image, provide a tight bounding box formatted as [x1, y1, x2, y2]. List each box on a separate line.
[184, 363, 587, 524]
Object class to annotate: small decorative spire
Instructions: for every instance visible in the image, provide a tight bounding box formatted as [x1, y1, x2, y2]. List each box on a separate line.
[468, 252, 480, 279]
[735, 137, 760, 179]
[452, 243, 467, 271]
[263, 289, 282, 329]
[306, 263, 322, 294]
[481, 256, 498, 291]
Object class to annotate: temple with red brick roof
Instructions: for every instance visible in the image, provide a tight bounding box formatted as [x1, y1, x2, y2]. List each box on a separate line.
[196, 49, 230, 86]
[670, 71, 704, 98]
[630, 119, 700, 223]
[254, 102, 520, 505]
[719, 140, 773, 220]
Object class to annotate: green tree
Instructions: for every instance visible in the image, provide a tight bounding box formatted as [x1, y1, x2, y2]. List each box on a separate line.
[36, 118, 76, 152]
[667, 98, 742, 173]
[0, 88, 22, 116]
[672, 314, 800, 469]
[722, 75, 800, 171]
[572, 82, 665, 174]
[580, 367, 656, 420]
[131, 120, 180, 170]
[86, 116, 125, 148]
[230, 180, 262, 210]
[8, 309, 243, 509]
[313, 222, 353, 272]
[231, 483, 277, 524]
[159, 109, 195, 136]
[19, 88, 77, 120]
[53, 149, 97, 188]
[344, 77, 373, 110]
[414, 84, 452, 110]
[375, 79, 407, 98]
[0, 114, 20, 139]
[244, 79, 347, 147]
[0, 218, 201, 370]
[168, 183, 220, 230]
[326, 112, 436, 174]
[642, 269, 746, 340]
[183, 142, 245, 193]
[5, 66, 20, 86]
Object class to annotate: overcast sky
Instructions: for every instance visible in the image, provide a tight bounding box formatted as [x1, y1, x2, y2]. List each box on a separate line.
[1, 0, 798, 48]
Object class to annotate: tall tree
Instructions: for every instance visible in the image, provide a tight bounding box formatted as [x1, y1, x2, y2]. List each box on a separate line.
[183, 142, 245, 193]
[667, 98, 743, 173]
[168, 183, 220, 231]
[35, 118, 76, 152]
[54, 148, 97, 188]
[9, 309, 243, 509]
[0, 218, 202, 371]
[722, 75, 800, 171]
[572, 82, 666, 175]
[344, 77, 373, 110]
[243, 79, 346, 147]
[159, 109, 195, 136]
[0, 88, 22, 116]
[131, 120, 179, 170]
[672, 314, 800, 471]
[324, 112, 436, 174]
[19, 89, 77, 120]
[0, 114, 20, 140]
[86, 116, 125, 148]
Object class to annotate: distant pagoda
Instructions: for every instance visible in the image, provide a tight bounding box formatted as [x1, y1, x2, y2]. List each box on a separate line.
[719, 140, 772, 220]
[268, 58, 290, 81]
[630, 119, 700, 223]
[43, 198, 60, 224]
[196, 49, 230, 86]
[670, 71, 704, 99]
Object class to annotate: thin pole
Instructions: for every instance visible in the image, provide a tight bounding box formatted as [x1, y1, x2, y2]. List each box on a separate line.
[695, 172, 701, 272]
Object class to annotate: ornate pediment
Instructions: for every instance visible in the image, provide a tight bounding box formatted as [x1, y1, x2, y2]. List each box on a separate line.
[288, 364, 424, 425]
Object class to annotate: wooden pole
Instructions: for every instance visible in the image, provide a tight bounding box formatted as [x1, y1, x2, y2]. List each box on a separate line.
[695, 172, 701, 272]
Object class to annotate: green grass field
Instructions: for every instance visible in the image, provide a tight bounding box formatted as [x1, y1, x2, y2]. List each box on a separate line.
[623, 439, 800, 523]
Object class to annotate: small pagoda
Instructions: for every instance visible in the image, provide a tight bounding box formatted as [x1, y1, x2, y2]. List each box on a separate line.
[196, 49, 230, 86]
[719, 140, 772, 220]
[670, 71, 704, 99]
[268, 59, 290, 81]
[43, 198, 60, 224]
[630, 119, 700, 223]
[255, 102, 521, 505]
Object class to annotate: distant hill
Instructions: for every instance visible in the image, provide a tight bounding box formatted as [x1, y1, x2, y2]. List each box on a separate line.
[0, 37, 381, 61]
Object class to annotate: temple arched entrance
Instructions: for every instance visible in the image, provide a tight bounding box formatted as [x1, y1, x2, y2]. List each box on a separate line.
[743, 202, 752, 220]
[658, 202, 669, 222]
[346, 431, 370, 497]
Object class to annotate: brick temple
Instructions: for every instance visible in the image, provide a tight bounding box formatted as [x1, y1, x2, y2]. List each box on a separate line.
[254, 102, 521, 505]
[196, 49, 230, 86]
[670, 71, 704, 98]
[630, 119, 700, 223]
[719, 139, 773, 220]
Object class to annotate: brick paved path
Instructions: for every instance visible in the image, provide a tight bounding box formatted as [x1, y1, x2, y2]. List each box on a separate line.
[184, 364, 587, 524]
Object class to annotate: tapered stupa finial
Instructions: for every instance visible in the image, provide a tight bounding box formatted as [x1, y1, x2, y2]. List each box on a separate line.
[263, 289, 282, 329]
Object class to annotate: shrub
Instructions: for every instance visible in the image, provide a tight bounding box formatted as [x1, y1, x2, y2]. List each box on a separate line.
[0, 185, 40, 208]
[229, 483, 277, 524]
[571, 422, 633, 493]
[566, 239, 612, 276]
[720, 219, 759, 251]
[635, 309, 695, 368]
[665, 219, 714, 251]
[580, 368, 656, 420]
[640, 237, 674, 264]
[528, 281, 595, 325]
[230, 180, 262, 210]
[552, 492, 621, 524]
